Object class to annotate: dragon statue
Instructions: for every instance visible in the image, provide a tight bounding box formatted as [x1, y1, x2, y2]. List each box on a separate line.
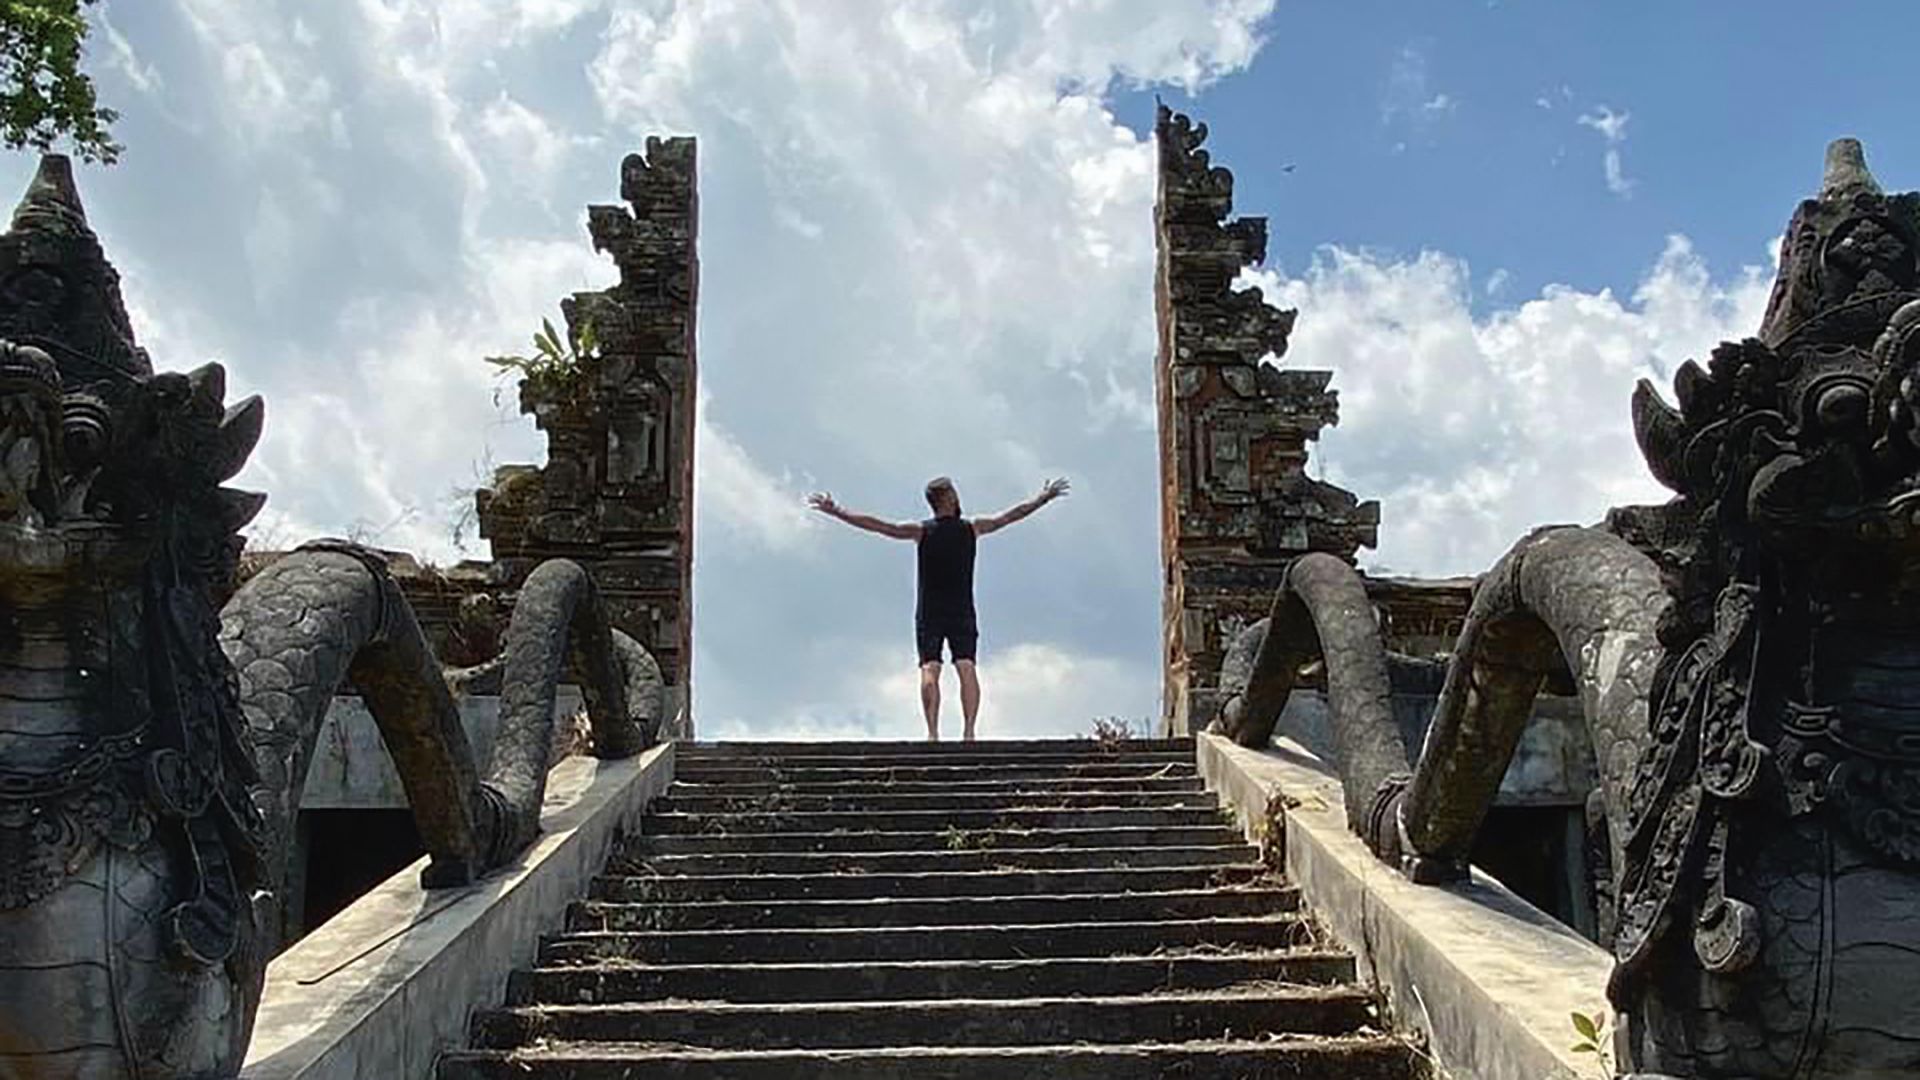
[1218, 139, 1920, 1077]
[0, 157, 664, 1079]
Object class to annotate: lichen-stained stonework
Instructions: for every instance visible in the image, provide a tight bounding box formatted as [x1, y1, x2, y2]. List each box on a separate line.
[477, 138, 698, 734]
[1154, 105, 1379, 734]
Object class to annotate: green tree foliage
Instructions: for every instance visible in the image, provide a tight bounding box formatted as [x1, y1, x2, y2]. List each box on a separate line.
[0, 0, 119, 163]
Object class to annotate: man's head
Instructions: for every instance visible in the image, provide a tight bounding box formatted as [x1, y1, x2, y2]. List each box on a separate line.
[925, 476, 961, 517]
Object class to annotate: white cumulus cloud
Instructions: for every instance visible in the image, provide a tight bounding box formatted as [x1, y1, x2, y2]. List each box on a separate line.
[28, 2, 1797, 739]
[1249, 234, 1773, 576]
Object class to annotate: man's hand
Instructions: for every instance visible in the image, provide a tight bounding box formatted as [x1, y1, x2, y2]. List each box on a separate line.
[807, 492, 921, 540]
[977, 477, 1071, 536]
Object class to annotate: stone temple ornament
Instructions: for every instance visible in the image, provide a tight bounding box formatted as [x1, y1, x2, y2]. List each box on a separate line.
[1151, 104, 1380, 738]
[1225, 139, 1920, 1077]
[0, 156, 663, 1078]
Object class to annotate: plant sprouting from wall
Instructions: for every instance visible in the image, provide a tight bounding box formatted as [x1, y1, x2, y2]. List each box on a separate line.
[485, 312, 598, 405]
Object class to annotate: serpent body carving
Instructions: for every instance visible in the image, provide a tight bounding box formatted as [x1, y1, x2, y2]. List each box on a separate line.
[1223, 141, 1920, 1076]
[0, 158, 662, 1079]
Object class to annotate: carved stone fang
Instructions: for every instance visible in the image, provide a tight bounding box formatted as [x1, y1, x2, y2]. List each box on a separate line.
[1632, 378, 1688, 493]
[214, 395, 265, 483]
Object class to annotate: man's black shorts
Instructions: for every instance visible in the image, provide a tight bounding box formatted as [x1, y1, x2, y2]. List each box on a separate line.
[916, 618, 978, 665]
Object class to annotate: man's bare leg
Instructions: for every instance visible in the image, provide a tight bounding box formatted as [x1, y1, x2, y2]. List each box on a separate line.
[919, 661, 943, 741]
[956, 659, 981, 742]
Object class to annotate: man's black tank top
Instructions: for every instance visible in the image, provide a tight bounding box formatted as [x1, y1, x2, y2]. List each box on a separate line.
[915, 515, 977, 624]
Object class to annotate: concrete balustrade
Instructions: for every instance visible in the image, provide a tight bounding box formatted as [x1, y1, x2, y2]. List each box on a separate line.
[242, 742, 676, 1080]
[1197, 732, 1615, 1080]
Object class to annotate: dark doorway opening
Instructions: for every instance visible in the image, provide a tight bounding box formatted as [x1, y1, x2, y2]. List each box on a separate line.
[1471, 805, 1596, 941]
[293, 809, 425, 940]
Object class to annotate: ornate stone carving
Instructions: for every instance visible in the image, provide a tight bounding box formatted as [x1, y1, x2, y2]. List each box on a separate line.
[0, 156, 665, 1078]
[0, 157, 274, 1076]
[478, 137, 698, 736]
[1592, 139, 1920, 1075]
[1240, 139, 1920, 1078]
[1154, 105, 1379, 734]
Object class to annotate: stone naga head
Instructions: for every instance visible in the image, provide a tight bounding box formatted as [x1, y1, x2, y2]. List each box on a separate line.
[0, 156, 274, 943]
[1627, 140, 1920, 615]
[0, 156, 264, 593]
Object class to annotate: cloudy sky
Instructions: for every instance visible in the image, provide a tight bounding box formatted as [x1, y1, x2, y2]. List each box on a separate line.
[22, 1, 1920, 740]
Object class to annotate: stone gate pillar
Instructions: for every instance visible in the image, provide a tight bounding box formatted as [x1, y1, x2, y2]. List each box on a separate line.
[1153, 106, 1378, 735]
[477, 137, 699, 735]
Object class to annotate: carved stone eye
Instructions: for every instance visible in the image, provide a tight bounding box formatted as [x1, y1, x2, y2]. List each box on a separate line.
[1814, 380, 1869, 433]
[148, 371, 190, 409]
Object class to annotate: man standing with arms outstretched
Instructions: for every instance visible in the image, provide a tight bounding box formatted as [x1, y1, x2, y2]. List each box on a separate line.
[808, 476, 1070, 742]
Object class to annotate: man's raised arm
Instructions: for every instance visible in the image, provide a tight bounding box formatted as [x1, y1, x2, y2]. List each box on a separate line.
[807, 492, 922, 540]
[974, 477, 1070, 536]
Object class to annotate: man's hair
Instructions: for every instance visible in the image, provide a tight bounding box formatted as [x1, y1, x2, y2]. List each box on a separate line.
[925, 476, 959, 514]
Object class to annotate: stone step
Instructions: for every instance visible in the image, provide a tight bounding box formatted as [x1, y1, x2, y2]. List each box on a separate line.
[628, 824, 1245, 855]
[679, 738, 1194, 757]
[566, 886, 1300, 932]
[666, 775, 1208, 796]
[540, 915, 1314, 965]
[509, 949, 1357, 1006]
[608, 843, 1261, 877]
[675, 762, 1195, 785]
[655, 788, 1219, 813]
[674, 752, 1194, 770]
[436, 737, 1415, 1080]
[643, 807, 1227, 834]
[436, 1036, 1420, 1080]
[468, 987, 1379, 1051]
[589, 863, 1267, 902]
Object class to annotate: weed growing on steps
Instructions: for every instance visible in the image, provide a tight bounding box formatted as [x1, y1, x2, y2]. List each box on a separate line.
[1570, 1009, 1613, 1071]
[942, 825, 997, 851]
[1087, 715, 1140, 753]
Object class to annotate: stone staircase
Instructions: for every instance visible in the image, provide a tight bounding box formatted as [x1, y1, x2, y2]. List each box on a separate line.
[436, 738, 1423, 1079]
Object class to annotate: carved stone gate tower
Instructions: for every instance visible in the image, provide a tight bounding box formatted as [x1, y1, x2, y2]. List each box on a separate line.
[477, 137, 699, 733]
[1154, 106, 1378, 735]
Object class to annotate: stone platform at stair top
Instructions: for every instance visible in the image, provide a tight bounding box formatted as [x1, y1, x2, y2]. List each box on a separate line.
[436, 737, 1427, 1080]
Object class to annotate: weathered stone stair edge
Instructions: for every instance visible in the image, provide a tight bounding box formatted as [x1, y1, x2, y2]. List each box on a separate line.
[656, 788, 1217, 810]
[565, 885, 1300, 930]
[668, 760, 1190, 776]
[676, 752, 1195, 770]
[1197, 733, 1608, 1080]
[611, 843, 1259, 875]
[680, 737, 1196, 755]
[589, 862, 1267, 899]
[241, 743, 677, 1080]
[633, 823, 1243, 853]
[435, 1035, 1419, 1080]
[507, 949, 1360, 1004]
[539, 914, 1314, 964]
[467, 986, 1379, 1050]
[643, 806, 1225, 832]
[667, 776, 1208, 794]
[676, 752, 1195, 765]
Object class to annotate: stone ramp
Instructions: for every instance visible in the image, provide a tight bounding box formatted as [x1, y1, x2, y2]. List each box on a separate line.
[435, 738, 1424, 1079]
